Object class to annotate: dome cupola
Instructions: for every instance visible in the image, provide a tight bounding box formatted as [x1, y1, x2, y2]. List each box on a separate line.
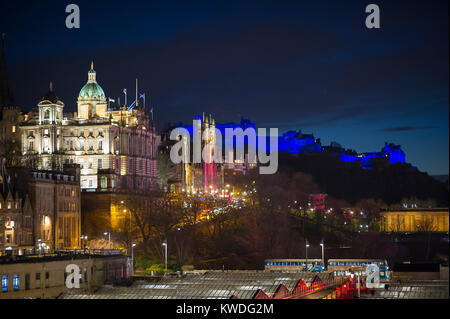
[77, 61, 108, 119]
[78, 61, 106, 100]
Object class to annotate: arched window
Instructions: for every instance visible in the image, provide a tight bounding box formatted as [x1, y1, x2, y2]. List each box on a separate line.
[44, 109, 50, 119]
[101, 176, 107, 189]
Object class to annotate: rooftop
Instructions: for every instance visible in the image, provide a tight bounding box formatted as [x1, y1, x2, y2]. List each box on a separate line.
[360, 280, 449, 299]
[59, 271, 336, 299]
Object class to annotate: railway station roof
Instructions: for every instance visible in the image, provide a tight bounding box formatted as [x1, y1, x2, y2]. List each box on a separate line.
[60, 271, 333, 299]
[360, 280, 449, 299]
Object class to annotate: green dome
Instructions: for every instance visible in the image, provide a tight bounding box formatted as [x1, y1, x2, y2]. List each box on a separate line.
[79, 82, 105, 99]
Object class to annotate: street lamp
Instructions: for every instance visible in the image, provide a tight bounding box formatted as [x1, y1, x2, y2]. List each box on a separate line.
[162, 240, 168, 275]
[320, 241, 325, 267]
[104, 232, 111, 249]
[131, 242, 136, 276]
[80, 235, 88, 250]
[37, 238, 42, 255]
[305, 241, 310, 271]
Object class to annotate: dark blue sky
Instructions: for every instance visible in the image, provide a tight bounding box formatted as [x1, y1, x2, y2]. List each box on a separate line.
[1, 0, 448, 174]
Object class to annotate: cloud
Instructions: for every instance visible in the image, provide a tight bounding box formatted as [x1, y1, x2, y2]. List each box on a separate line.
[379, 126, 436, 132]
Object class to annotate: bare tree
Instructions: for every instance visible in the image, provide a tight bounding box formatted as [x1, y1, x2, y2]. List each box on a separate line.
[0, 138, 20, 168]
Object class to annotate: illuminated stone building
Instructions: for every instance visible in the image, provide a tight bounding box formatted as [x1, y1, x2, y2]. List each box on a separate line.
[1, 165, 82, 254]
[183, 114, 224, 193]
[158, 116, 261, 194]
[29, 166, 82, 251]
[17, 62, 157, 240]
[380, 208, 449, 233]
[160, 114, 225, 194]
[0, 175, 34, 256]
[19, 63, 157, 192]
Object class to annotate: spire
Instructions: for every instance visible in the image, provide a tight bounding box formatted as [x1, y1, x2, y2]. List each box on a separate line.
[0, 32, 14, 112]
[49, 81, 53, 92]
[91, 61, 94, 70]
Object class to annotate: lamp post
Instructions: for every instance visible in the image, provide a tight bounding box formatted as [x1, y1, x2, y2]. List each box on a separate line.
[357, 274, 361, 298]
[80, 235, 88, 251]
[104, 232, 111, 249]
[131, 242, 136, 276]
[162, 240, 168, 275]
[320, 241, 325, 268]
[305, 241, 310, 271]
[37, 238, 41, 255]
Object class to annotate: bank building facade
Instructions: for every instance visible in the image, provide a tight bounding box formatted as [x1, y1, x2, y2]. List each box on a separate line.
[19, 63, 157, 194]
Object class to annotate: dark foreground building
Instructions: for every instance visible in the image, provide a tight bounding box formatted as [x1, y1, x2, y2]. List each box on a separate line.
[0, 251, 131, 299]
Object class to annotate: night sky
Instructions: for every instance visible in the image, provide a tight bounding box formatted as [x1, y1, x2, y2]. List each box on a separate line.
[0, 0, 448, 175]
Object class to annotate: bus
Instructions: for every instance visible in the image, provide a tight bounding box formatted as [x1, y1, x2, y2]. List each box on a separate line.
[264, 259, 323, 272]
[264, 258, 390, 280]
[327, 259, 390, 280]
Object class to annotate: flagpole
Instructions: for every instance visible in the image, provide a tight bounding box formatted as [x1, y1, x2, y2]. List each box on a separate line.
[136, 78, 138, 108]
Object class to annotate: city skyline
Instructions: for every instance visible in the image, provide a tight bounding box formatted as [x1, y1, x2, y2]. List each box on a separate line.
[0, 0, 448, 176]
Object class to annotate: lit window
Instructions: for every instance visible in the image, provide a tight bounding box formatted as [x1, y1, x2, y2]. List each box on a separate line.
[2, 275, 8, 292]
[13, 275, 19, 291]
[12, 126, 16, 133]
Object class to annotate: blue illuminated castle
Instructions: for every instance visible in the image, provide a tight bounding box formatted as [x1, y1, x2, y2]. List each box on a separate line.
[276, 130, 405, 169]
[339, 142, 406, 169]
[278, 130, 322, 153]
[160, 117, 407, 170]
